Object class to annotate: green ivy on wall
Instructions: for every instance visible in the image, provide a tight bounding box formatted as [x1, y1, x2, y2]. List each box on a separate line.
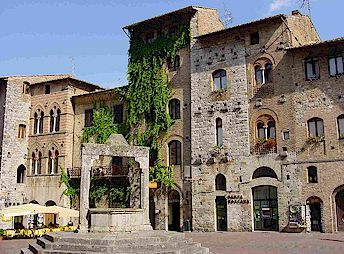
[82, 104, 127, 144]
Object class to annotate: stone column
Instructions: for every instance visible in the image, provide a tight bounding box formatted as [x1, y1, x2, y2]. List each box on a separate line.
[79, 147, 97, 232]
[136, 156, 150, 225]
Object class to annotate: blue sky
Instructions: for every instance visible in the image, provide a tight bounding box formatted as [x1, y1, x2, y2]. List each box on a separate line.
[1, 0, 343, 88]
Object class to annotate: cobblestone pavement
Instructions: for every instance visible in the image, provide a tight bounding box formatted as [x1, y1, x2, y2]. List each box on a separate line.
[188, 232, 344, 254]
[0, 232, 343, 254]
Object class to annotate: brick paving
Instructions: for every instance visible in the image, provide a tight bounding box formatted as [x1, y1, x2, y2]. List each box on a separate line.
[0, 232, 343, 254]
[188, 232, 344, 254]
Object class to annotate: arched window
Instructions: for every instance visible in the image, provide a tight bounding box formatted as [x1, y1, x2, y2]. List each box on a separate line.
[213, 70, 227, 91]
[31, 152, 36, 175]
[17, 165, 26, 183]
[216, 118, 223, 146]
[337, 115, 344, 139]
[38, 152, 42, 175]
[256, 115, 276, 140]
[308, 118, 324, 137]
[252, 167, 277, 179]
[169, 99, 180, 120]
[48, 149, 59, 174]
[307, 166, 318, 183]
[215, 174, 226, 191]
[168, 140, 181, 165]
[255, 65, 263, 85]
[39, 111, 44, 134]
[264, 63, 272, 83]
[34, 112, 39, 134]
[50, 108, 61, 132]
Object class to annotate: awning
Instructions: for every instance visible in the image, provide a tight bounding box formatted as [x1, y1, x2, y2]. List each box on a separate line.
[0, 204, 79, 218]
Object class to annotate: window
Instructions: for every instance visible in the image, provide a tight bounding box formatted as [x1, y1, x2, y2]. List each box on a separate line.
[168, 26, 178, 37]
[34, 111, 44, 134]
[255, 61, 272, 85]
[338, 115, 344, 139]
[18, 124, 26, 138]
[283, 131, 290, 140]
[85, 109, 93, 127]
[168, 55, 180, 70]
[308, 118, 324, 137]
[256, 115, 276, 140]
[32, 151, 42, 175]
[169, 99, 180, 120]
[168, 140, 181, 165]
[112, 104, 123, 124]
[50, 108, 61, 132]
[48, 149, 59, 174]
[45, 85, 50, 94]
[216, 118, 223, 146]
[17, 165, 26, 183]
[250, 32, 259, 45]
[22, 82, 29, 94]
[307, 166, 318, 183]
[213, 70, 227, 91]
[146, 32, 154, 43]
[329, 56, 344, 76]
[305, 58, 320, 80]
[215, 174, 226, 191]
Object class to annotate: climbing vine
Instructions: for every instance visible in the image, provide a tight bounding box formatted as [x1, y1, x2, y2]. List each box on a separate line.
[82, 104, 127, 144]
[124, 25, 191, 188]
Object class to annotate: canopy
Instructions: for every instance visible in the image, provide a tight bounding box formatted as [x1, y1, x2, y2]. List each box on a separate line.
[0, 204, 51, 217]
[0, 204, 79, 218]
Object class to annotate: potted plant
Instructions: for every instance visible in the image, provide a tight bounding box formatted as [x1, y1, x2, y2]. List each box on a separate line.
[266, 138, 277, 150]
[307, 136, 325, 144]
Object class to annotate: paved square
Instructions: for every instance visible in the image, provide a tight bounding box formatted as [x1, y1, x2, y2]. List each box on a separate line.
[188, 232, 344, 254]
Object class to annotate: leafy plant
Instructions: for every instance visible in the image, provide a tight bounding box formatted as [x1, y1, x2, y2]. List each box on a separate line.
[256, 138, 266, 145]
[60, 168, 80, 207]
[82, 104, 128, 144]
[340, 133, 344, 139]
[307, 136, 325, 144]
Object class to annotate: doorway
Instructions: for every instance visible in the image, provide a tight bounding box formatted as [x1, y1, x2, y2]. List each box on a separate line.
[307, 196, 323, 232]
[252, 186, 278, 231]
[335, 190, 344, 232]
[168, 190, 180, 231]
[216, 196, 227, 231]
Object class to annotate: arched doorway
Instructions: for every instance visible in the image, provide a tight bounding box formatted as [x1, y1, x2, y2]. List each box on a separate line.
[252, 186, 278, 231]
[335, 190, 344, 231]
[168, 190, 180, 231]
[307, 196, 323, 232]
[215, 196, 227, 231]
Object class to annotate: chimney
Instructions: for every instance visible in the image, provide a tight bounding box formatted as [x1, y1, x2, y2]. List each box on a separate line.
[292, 10, 301, 16]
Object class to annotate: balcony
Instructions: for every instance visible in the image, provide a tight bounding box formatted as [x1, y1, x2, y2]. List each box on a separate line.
[67, 166, 130, 178]
[253, 83, 274, 98]
[252, 139, 277, 155]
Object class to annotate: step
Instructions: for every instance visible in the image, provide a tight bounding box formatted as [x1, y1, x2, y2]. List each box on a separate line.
[37, 237, 109, 252]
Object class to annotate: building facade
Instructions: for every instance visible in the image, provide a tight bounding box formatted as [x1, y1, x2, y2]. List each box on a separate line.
[1, 6, 344, 233]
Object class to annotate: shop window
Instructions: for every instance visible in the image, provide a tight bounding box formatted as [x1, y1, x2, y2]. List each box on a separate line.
[305, 57, 320, 80]
[329, 56, 344, 76]
[85, 109, 93, 127]
[213, 69, 227, 91]
[216, 118, 223, 146]
[307, 166, 318, 183]
[308, 118, 324, 137]
[169, 99, 180, 120]
[215, 174, 226, 191]
[168, 140, 181, 165]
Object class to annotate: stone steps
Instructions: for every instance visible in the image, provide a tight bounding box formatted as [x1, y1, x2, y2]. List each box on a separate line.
[21, 231, 211, 254]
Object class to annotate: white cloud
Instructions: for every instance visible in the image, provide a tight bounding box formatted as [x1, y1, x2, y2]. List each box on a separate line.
[269, 0, 293, 12]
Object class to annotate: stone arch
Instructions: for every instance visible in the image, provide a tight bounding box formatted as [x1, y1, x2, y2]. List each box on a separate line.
[250, 108, 279, 128]
[45, 200, 56, 206]
[29, 200, 39, 204]
[47, 102, 62, 112]
[332, 185, 344, 232]
[252, 167, 277, 180]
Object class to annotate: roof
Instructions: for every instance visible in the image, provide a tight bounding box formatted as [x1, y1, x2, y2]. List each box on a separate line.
[287, 37, 344, 51]
[196, 14, 285, 39]
[29, 77, 103, 91]
[123, 6, 216, 29]
[71, 88, 116, 100]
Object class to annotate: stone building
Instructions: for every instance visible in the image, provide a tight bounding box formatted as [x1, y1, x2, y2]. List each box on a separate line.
[1, 6, 344, 233]
[0, 75, 101, 215]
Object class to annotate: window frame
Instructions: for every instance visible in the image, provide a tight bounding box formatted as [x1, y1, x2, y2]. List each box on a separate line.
[216, 118, 223, 146]
[250, 32, 259, 45]
[168, 99, 181, 120]
[307, 166, 318, 183]
[84, 109, 94, 127]
[168, 140, 182, 166]
[304, 57, 320, 80]
[215, 174, 226, 191]
[307, 118, 324, 137]
[212, 69, 227, 91]
[337, 115, 344, 139]
[18, 124, 26, 138]
[113, 104, 124, 124]
[329, 55, 344, 76]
